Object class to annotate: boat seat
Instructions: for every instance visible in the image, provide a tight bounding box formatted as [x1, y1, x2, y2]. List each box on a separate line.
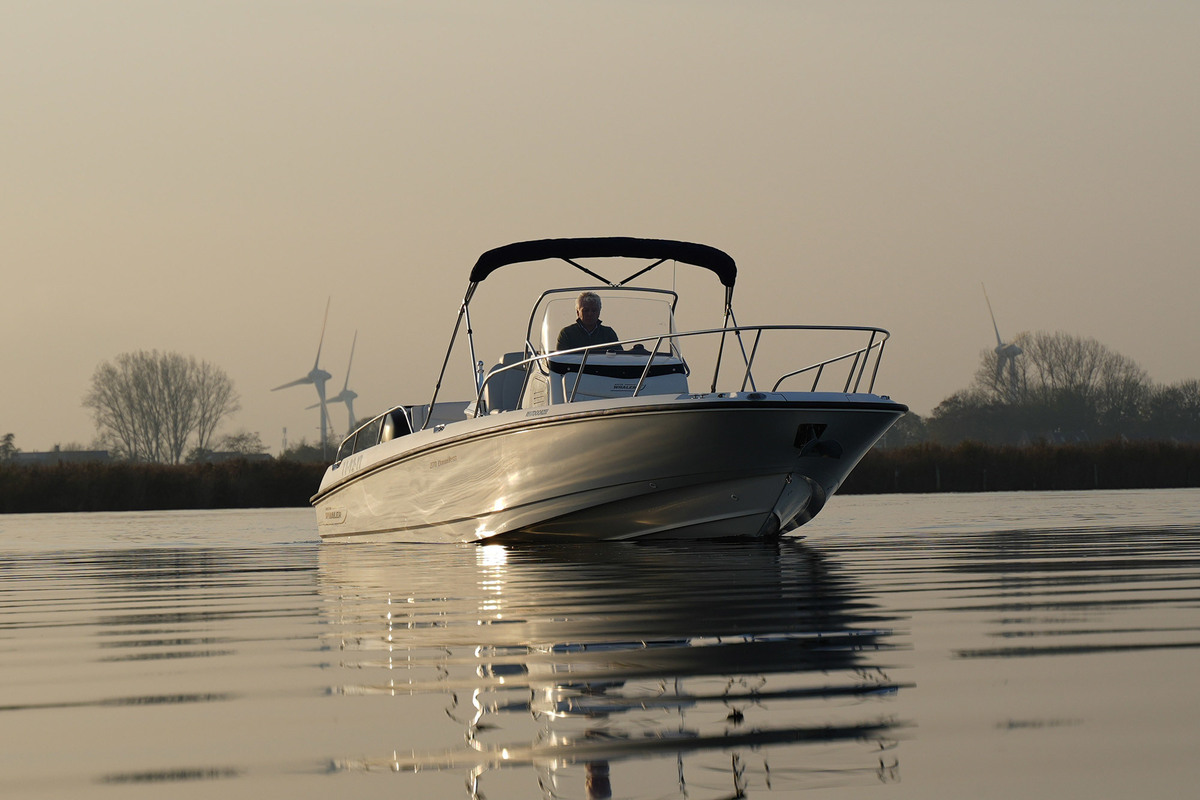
[484, 352, 527, 413]
[380, 408, 412, 442]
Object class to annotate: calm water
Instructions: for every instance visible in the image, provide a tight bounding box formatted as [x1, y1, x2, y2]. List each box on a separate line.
[2, 490, 1199, 799]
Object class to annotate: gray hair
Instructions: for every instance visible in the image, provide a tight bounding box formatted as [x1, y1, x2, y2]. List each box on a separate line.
[576, 291, 602, 311]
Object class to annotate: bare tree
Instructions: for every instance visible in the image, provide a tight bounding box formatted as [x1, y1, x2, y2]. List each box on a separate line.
[160, 351, 199, 463]
[974, 332, 1148, 406]
[194, 360, 240, 451]
[86, 357, 147, 461]
[0, 432, 17, 462]
[1015, 332, 1149, 431]
[84, 350, 241, 463]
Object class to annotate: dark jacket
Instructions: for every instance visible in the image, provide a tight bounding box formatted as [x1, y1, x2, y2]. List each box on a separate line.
[555, 320, 620, 352]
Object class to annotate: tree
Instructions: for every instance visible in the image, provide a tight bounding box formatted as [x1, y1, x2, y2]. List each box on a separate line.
[194, 360, 239, 452]
[1017, 332, 1151, 439]
[0, 433, 17, 462]
[219, 431, 268, 455]
[926, 388, 1045, 445]
[279, 436, 338, 463]
[185, 431, 269, 463]
[877, 412, 928, 448]
[1144, 380, 1200, 441]
[83, 350, 241, 463]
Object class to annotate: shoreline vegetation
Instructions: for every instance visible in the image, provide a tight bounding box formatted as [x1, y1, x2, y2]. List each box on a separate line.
[0, 460, 327, 514]
[841, 440, 1200, 495]
[1, 440, 1198, 515]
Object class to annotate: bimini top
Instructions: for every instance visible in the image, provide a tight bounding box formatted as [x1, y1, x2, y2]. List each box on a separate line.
[468, 237, 738, 288]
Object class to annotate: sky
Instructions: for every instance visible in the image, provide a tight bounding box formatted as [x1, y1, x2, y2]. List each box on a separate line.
[4, 1, 1198, 454]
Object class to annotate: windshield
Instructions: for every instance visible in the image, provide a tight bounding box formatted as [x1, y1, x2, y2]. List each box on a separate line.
[532, 289, 679, 354]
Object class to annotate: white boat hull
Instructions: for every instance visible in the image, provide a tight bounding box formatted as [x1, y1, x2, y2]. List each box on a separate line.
[313, 393, 904, 543]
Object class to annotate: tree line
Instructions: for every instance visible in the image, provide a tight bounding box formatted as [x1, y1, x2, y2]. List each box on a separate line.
[882, 331, 1200, 447]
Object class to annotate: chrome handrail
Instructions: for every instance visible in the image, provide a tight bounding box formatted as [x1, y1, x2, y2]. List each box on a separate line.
[770, 337, 888, 392]
[471, 324, 891, 416]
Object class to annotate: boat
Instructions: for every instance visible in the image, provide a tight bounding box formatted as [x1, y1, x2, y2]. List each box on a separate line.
[312, 237, 906, 542]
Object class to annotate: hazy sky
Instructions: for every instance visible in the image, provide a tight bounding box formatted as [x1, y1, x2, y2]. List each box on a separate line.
[4, 1, 1198, 453]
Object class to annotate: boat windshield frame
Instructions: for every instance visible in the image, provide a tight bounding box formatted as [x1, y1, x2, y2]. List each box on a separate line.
[526, 286, 681, 357]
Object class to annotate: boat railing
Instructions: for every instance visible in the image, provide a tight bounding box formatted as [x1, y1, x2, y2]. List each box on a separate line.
[472, 324, 891, 416]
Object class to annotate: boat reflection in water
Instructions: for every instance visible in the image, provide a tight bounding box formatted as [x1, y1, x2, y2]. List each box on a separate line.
[318, 538, 907, 798]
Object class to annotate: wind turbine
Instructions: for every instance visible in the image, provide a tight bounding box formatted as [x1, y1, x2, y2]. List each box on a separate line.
[313, 330, 359, 436]
[273, 298, 334, 456]
[983, 284, 1023, 401]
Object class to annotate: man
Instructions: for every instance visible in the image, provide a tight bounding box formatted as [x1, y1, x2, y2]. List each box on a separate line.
[556, 291, 620, 352]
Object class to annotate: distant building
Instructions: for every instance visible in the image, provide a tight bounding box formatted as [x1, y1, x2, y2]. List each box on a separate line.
[194, 451, 274, 463]
[9, 449, 276, 466]
[12, 446, 112, 466]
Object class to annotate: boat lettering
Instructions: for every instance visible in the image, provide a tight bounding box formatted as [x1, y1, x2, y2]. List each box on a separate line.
[613, 383, 637, 392]
[341, 454, 364, 473]
[525, 409, 548, 417]
[430, 454, 458, 469]
[322, 507, 345, 524]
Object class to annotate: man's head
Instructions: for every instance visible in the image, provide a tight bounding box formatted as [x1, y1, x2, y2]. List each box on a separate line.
[576, 292, 602, 330]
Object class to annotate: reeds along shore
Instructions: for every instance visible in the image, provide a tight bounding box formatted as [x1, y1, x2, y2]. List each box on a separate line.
[0, 459, 328, 514]
[2, 441, 1199, 514]
[840, 440, 1200, 494]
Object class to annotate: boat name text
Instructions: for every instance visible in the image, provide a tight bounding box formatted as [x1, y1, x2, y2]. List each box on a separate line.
[430, 455, 458, 469]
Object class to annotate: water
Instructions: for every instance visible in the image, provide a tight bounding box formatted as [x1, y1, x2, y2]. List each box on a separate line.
[2, 490, 1199, 799]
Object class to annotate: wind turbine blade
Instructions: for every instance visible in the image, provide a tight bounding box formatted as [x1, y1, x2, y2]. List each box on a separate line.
[272, 377, 311, 391]
[342, 330, 357, 391]
[982, 283, 1004, 347]
[313, 296, 331, 370]
[313, 391, 349, 409]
